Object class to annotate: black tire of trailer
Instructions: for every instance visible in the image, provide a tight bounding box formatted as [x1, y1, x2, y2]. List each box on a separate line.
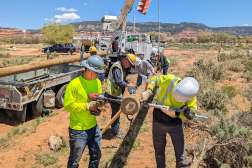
[15, 104, 27, 123]
[55, 84, 66, 108]
[32, 94, 43, 117]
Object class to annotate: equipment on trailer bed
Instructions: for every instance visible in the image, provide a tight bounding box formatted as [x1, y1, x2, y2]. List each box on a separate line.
[0, 64, 83, 122]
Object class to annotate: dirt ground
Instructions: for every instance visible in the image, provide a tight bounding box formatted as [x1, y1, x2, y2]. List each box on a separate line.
[0, 44, 79, 68]
[0, 46, 248, 168]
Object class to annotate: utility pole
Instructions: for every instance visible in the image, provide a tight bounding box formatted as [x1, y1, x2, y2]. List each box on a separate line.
[157, 0, 160, 54]
[133, 7, 136, 33]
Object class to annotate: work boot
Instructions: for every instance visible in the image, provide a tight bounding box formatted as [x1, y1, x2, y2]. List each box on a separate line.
[176, 158, 191, 168]
[102, 128, 115, 140]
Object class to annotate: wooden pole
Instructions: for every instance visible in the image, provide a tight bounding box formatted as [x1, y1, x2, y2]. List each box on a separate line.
[0, 51, 107, 77]
[101, 111, 122, 134]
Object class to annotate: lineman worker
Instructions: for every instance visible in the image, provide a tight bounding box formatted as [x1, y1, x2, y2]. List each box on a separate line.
[141, 74, 199, 168]
[64, 55, 105, 168]
[158, 51, 171, 75]
[89, 46, 97, 55]
[150, 47, 159, 67]
[105, 53, 137, 136]
[80, 42, 85, 62]
[89, 46, 106, 83]
[135, 57, 155, 87]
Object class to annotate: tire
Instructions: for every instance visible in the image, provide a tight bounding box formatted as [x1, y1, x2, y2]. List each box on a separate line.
[55, 85, 66, 108]
[32, 94, 43, 117]
[15, 105, 27, 123]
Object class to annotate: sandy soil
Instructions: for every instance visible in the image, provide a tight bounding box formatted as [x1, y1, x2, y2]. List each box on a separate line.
[0, 47, 248, 168]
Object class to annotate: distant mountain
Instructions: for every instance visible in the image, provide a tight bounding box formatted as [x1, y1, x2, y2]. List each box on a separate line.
[72, 21, 252, 36]
[1, 22, 252, 37]
[212, 26, 252, 36]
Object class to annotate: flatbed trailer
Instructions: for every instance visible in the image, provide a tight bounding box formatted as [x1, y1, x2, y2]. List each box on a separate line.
[0, 64, 83, 122]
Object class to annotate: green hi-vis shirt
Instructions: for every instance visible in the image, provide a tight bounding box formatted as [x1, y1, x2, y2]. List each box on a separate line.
[64, 76, 102, 131]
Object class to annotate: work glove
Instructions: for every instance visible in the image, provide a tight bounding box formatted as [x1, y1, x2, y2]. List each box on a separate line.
[161, 106, 177, 118]
[87, 101, 101, 116]
[88, 93, 99, 101]
[141, 90, 153, 102]
[127, 86, 137, 94]
[140, 74, 148, 83]
[90, 109, 101, 116]
[175, 106, 195, 120]
[183, 107, 195, 120]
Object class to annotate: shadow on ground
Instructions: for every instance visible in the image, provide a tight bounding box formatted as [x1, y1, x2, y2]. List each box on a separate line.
[108, 105, 149, 168]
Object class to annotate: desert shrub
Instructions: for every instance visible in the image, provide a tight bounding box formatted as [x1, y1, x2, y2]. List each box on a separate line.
[204, 119, 252, 168]
[212, 119, 250, 141]
[3, 36, 42, 44]
[221, 85, 237, 97]
[188, 59, 225, 81]
[244, 84, 252, 102]
[228, 61, 243, 72]
[245, 155, 252, 168]
[243, 71, 252, 82]
[217, 53, 229, 62]
[199, 89, 227, 116]
[35, 153, 58, 166]
[244, 58, 252, 72]
[237, 111, 252, 128]
[0, 52, 10, 58]
[0, 56, 34, 67]
[218, 50, 248, 62]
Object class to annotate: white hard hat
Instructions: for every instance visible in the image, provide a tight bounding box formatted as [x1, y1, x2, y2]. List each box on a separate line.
[151, 47, 158, 55]
[135, 57, 142, 66]
[172, 77, 199, 103]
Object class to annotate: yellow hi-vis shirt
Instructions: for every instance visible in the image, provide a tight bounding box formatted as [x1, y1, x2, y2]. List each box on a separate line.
[147, 74, 197, 120]
[64, 76, 102, 130]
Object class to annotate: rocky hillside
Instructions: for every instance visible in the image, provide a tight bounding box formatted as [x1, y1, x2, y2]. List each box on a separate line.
[72, 21, 252, 35]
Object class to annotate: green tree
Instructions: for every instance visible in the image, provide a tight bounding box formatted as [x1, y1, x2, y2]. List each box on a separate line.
[197, 31, 212, 43]
[42, 24, 75, 44]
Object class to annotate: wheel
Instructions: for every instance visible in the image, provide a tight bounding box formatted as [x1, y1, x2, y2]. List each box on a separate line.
[32, 94, 43, 117]
[15, 105, 27, 123]
[55, 85, 66, 108]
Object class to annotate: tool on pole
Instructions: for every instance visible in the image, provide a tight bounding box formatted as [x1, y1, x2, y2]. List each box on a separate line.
[98, 93, 208, 134]
[146, 103, 208, 121]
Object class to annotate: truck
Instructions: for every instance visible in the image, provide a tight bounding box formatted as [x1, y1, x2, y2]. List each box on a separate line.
[0, 64, 83, 123]
[100, 0, 153, 62]
[42, 43, 76, 55]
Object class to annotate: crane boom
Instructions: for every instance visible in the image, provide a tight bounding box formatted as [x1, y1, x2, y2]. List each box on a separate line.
[116, 0, 135, 31]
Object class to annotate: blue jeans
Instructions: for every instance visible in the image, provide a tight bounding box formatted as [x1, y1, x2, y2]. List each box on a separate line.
[67, 126, 102, 168]
[110, 102, 121, 134]
[136, 75, 142, 87]
[98, 73, 105, 82]
[162, 65, 169, 75]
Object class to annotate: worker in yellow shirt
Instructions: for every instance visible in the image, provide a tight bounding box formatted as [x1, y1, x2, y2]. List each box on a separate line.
[64, 55, 105, 168]
[141, 74, 199, 168]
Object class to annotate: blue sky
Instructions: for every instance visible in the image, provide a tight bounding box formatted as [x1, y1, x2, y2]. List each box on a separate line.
[0, 0, 251, 29]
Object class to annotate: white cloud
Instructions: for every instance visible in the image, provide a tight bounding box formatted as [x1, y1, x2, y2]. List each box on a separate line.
[242, 24, 251, 26]
[44, 18, 54, 22]
[53, 12, 80, 23]
[55, 7, 78, 13]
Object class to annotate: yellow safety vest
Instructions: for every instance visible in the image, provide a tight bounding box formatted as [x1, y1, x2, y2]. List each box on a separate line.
[148, 74, 197, 120]
[106, 61, 125, 96]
